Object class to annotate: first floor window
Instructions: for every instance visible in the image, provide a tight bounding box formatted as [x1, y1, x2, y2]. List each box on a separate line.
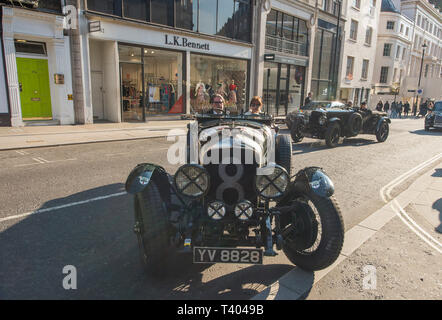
[346, 56, 354, 78]
[383, 43, 392, 56]
[350, 20, 358, 40]
[361, 59, 369, 79]
[380, 67, 389, 83]
[365, 27, 372, 45]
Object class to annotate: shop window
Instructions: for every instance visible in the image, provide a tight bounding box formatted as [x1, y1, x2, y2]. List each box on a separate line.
[151, 0, 174, 26]
[119, 45, 142, 63]
[144, 49, 184, 115]
[175, 0, 198, 31]
[123, 0, 149, 21]
[190, 54, 248, 114]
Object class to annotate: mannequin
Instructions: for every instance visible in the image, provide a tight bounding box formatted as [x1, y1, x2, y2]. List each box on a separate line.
[195, 80, 207, 110]
[228, 80, 237, 105]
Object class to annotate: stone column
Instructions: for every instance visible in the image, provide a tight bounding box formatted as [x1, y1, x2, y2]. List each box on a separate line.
[185, 50, 191, 114]
[2, 7, 23, 127]
[251, 0, 270, 98]
[305, 14, 317, 96]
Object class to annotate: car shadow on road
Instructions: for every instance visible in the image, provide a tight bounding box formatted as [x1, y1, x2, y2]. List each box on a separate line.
[409, 129, 442, 135]
[292, 137, 377, 155]
[0, 183, 310, 300]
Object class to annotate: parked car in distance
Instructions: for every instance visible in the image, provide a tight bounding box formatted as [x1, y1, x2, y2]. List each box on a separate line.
[425, 101, 442, 131]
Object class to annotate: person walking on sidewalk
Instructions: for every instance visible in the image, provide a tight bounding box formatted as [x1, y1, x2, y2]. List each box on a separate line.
[398, 101, 403, 119]
[404, 101, 410, 118]
[384, 101, 390, 115]
[391, 101, 397, 119]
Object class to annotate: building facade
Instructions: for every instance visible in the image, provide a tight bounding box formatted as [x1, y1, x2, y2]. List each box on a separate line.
[0, 1, 74, 127]
[65, 0, 255, 124]
[372, 0, 441, 107]
[254, 0, 345, 116]
[400, 0, 442, 103]
[339, 0, 381, 106]
[371, 0, 414, 106]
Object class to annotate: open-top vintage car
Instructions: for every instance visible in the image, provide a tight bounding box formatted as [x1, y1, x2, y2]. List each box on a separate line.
[125, 113, 344, 275]
[286, 102, 391, 147]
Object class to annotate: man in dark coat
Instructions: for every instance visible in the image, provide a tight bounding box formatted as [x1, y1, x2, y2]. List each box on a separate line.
[384, 101, 390, 114]
[404, 101, 410, 117]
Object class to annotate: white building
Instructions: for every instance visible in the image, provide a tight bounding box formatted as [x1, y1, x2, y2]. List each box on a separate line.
[372, 0, 414, 106]
[372, 0, 442, 107]
[339, 0, 382, 106]
[401, 0, 442, 103]
[1, 1, 74, 127]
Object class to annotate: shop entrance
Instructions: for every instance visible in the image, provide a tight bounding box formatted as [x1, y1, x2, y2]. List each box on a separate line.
[121, 62, 143, 122]
[263, 62, 305, 116]
[16, 57, 52, 120]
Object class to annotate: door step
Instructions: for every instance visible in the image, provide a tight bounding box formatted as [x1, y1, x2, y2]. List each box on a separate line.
[24, 120, 60, 126]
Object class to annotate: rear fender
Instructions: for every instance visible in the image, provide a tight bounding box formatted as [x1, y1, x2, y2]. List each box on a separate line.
[125, 163, 171, 195]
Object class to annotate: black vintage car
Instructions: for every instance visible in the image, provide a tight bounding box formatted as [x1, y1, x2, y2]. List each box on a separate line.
[125, 113, 344, 275]
[286, 101, 391, 147]
[425, 101, 442, 131]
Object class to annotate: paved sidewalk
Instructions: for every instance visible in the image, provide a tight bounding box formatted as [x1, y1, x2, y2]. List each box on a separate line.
[0, 121, 189, 151]
[253, 162, 442, 300]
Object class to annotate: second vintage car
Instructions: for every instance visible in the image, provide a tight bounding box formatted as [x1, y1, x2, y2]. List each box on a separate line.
[286, 101, 391, 147]
[125, 113, 345, 276]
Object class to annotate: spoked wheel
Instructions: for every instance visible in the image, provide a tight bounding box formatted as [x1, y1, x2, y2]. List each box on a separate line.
[280, 193, 344, 271]
[376, 121, 389, 142]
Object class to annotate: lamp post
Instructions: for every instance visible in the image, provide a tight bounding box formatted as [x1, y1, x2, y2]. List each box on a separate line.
[414, 42, 427, 116]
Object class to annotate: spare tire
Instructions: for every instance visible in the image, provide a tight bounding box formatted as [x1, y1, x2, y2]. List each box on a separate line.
[347, 112, 363, 136]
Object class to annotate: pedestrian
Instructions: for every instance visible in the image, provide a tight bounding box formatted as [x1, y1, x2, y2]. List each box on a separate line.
[391, 101, 397, 118]
[418, 100, 427, 117]
[398, 101, 403, 119]
[384, 101, 390, 115]
[404, 101, 410, 117]
[376, 100, 383, 111]
[304, 92, 313, 106]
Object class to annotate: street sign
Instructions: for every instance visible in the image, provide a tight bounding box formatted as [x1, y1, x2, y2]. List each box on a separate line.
[264, 54, 275, 61]
[417, 89, 423, 95]
[408, 90, 416, 92]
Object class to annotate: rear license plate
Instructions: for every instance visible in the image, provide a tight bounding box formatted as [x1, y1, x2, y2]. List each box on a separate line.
[193, 247, 263, 264]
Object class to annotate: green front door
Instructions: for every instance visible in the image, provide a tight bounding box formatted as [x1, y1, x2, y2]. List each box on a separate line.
[16, 58, 52, 119]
